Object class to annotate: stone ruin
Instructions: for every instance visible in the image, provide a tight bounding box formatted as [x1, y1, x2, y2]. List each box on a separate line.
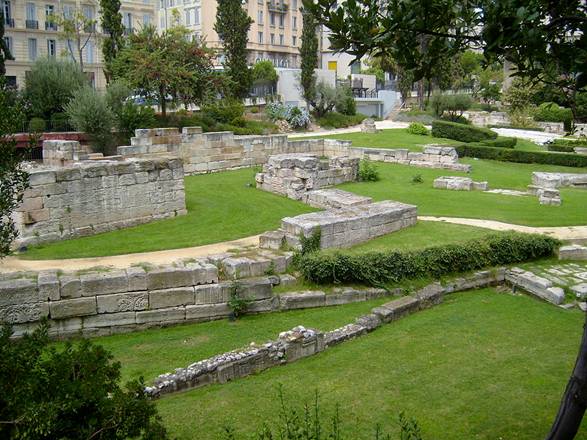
[361, 118, 378, 133]
[526, 172, 587, 206]
[257, 152, 417, 250]
[255, 153, 359, 201]
[358, 145, 471, 172]
[433, 176, 488, 191]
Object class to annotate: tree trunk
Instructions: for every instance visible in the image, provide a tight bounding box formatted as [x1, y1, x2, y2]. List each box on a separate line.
[159, 86, 167, 117]
[545, 313, 587, 440]
[417, 79, 425, 110]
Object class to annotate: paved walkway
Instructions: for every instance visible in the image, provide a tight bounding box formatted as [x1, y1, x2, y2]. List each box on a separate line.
[288, 120, 409, 138]
[3, 217, 586, 273]
[490, 128, 562, 144]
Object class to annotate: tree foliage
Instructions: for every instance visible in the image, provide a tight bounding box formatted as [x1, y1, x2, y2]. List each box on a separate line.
[0, 11, 14, 77]
[49, 8, 97, 73]
[214, 0, 253, 100]
[112, 26, 217, 115]
[251, 60, 278, 83]
[23, 58, 89, 119]
[0, 321, 168, 439]
[100, 0, 124, 82]
[0, 82, 28, 257]
[300, 8, 318, 106]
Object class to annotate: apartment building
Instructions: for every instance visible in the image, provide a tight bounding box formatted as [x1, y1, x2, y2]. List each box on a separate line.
[3, 0, 156, 90]
[158, 0, 302, 68]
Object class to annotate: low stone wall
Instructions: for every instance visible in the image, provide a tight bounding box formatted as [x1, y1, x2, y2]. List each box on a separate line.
[558, 244, 587, 260]
[255, 153, 359, 201]
[537, 122, 565, 134]
[15, 152, 187, 246]
[532, 172, 587, 189]
[1, 251, 295, 338]
[505, 267, 565, 305]
[355, 145, 471, 172]
[464, 111, 510, 127]
[433, 176, 488, 191]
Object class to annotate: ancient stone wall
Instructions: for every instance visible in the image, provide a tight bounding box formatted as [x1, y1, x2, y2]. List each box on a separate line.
[531, 172, 587, 189]
[15, 149, 187, 246]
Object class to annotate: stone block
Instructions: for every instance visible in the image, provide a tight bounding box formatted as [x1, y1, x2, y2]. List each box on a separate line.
[559, 245, 587, 261]
[185, 303, 231, 320]
[50, 297, 97, 319]
[354, 313, 382, 331]
[80, 270, 129, 296]
[279, 274, 297, 287]
[280, 291, 326, 310]
[194, 284, 227, 304]
[0, 279, 39, 306]
[127, 266, 148, 291]
[240, 278, 273, 300]
[571, 283, 587, 300]
[83, 311, 136, 328]
[414, 282, 444, 307]
[149, 287, 195, 309]
[186, 262, 219, 285]
[59, 276, 82, 299]
[259, 230, 286, 250]
[136, 307, 186, 324]
[97, 291, 149, 313]
[147, 266, 194, 290]
[38, 271, 60, 301]
[373, 296, 420, 323]
[0, 302, 49, 324]
[325, 289, 367, 306]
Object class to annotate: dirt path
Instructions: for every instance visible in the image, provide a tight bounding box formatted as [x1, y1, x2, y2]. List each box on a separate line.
[3, 217, 586, 273]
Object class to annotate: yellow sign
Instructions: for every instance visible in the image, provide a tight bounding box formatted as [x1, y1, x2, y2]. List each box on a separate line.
[327, 61, 337, 71]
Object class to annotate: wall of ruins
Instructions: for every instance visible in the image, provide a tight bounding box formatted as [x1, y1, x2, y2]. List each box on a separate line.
[15, 149, 187, 247]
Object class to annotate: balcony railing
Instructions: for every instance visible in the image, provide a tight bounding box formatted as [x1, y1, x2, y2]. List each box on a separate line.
[4, 17, 15, 27]
[84, 23, 96, 32]
[26, 19, 39, 29]
[45, 21, 58, 31]
[267, 1, 288, 13]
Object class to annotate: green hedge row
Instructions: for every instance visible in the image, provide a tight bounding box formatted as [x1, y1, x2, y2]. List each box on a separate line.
[477, 137, 517, 148]
[552, 138, 587, 147]
[454, 144, 587, 167]
[546, 144, 576, 153]
[297, 233, 559, 286]
[432, 120, 497, 143]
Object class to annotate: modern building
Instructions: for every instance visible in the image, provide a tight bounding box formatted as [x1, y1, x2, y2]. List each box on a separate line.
[158, 0, 302, 68]
[3, 0, 156, 90]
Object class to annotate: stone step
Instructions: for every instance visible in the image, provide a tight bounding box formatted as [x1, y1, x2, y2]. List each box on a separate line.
[304, 188, 373, 209]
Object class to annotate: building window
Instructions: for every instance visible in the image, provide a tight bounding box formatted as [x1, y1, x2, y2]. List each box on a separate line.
[292, 16, 297, 29]
[84, 40, 94, 64]
[279, 34, 284, 45]
[159, 0, 164, 8]
[45, 4, 57, 30]
[47, 39, 56, 57]
[270, 33, 274, 44]
[159, 15, 164, 28]
[62, 4, 74, 19]
[269, 12, 275, 26]
[123, 12, 132, 31]
[26, 3, 36, 21]
[82, 5, 94, 20]
[278, 14, 283, 27]
[3, 0, 12, 26]
[143, 13, 151, 26]
[292, 35, 296, 46]
[185, 9, 190, 25]
[292, 0, 297, 10]
[28, 38, 38, 61]
[257, 10, 263, 24]
[3, 36, 12, 58]
[194, 7, 199, 25]
[351, 60, 361, 74]
[258, 31, 263, 43]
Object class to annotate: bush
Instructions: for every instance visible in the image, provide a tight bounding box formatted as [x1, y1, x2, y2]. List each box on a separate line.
[296, 233, 559, 285]
[105, 80, 132, 117]
[265, 103, 310, 129]
[430, 93, 472, 121]
[28, 117, 46, 133]
[533, 102, 573, 131]
[407, 122, 429, 136]
[202, 100, 245, 124]
[455, 144, 587, 167]
[317, 112, 366, 129]
[478, 137, 517, 148]
[431, 120, 497, 142]
[49, 113, 71, 132]
[65, 87, 115, 154]
[335, 85, 356, 116]
[546, 144, 576, 153]
[508, 108, 539, 129]
[251, 60, 278, 83]
[546, 138, 587, 152]
[311, 81, 338, 117]
[23, 58, 88, 119]
[117, 102, 156, 141]
[0, 321, 169, 440]
[358, 158, 380, 182]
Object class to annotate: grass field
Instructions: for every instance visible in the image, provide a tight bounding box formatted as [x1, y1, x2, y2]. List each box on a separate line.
[152, 289, 587, 439]
[21, 169, 315, 260]
[313, 128, 543, 152]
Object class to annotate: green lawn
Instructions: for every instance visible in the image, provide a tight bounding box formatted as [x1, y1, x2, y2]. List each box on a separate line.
[86, 298, 393, 384]
[21, 169, 316, 260]
[338, 160, 587, 226]
[154, 289, 587, 439]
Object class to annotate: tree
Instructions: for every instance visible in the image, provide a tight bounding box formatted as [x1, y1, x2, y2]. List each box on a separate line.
[214, 0, 253, 100]
[0, 11, 14, 78]
[0, 82, 28, 258]
[252, 60, 278, 83]
[0, 321, 168, 439]
[100, 0, 124, 83]
[299, 8, 319, 110]
[49, 6, 97, 73]
[112, 26, 217, 116]
[23, 58, 89, 119]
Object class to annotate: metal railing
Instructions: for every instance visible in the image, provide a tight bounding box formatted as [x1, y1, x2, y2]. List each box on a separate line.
[26, 19, 39, 29]
[4, 17, 15, 27]
[45, 21, 58, 31]
[267, 1, 288, 12]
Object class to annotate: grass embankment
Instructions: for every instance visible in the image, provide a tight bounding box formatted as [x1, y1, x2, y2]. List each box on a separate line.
[153, 289, 586, 439]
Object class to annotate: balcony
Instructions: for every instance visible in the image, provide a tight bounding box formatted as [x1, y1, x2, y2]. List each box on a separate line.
[267, 1, 288, 13]
[45, 21, 58, 31]
[26, 19, 39, 29]
[84, 23, 96, 33]
[4, 17, 15, 28]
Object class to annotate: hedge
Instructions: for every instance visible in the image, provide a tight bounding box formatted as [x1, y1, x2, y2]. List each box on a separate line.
[478, 137, 517, 148]
[432, 120, 497, 143]
[546, 144, 576, 153]
[296, 233, 559, 286]
[552, 138, 587, 147]
[454, 144, 587, 167]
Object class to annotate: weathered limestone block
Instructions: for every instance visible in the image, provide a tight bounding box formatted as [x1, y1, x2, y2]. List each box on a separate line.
[59, 275, 82, 299]
[147, 266, 194, 290]
[50, 297, 97, 319]
[361, 118, 378, 133]
[538, 188, 562, 206]
[259, 230, 286, 250]
[194, 284, 227, 304]
[506, 268, 565, 305]
[532, 172, 587, 189]
[38, 271, 60, 301]
[239, 278, 273, 300]
[0, 302, 49, 324]
[304, 189, 373, 210]
[0, 279, 39, 306]
[83, 311, 136, 328]
[136, 307, 186, 324]
[185, 303, 231, 320]
[325, 289, 367, 306]
[280, 291, 326, 310]
[558, 244, 587, 260]
[324, 323, 367, 347]
[354, 313, 382, 331]
[572, 283, 587, 300]
[372, 296, 420, 323]
[96, 292, 149, 313]
[414, 282, 444, 307]
[186, 262, 218, 285]
[247, 297, 279, 313]
[127, 266, 148, 291]
[149, 287, 195, 309]
[80, 270, 129, 296]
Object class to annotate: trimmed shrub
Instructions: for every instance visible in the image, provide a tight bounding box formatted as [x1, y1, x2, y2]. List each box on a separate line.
[533, 102, 573, 131]
[358, 158, 379, 182]
[335, 85, 356, 116]
[430, 93, 472, 121]
[317, 112, 365, 129]
[455, 144, 587, 167]
[431, 120, 497, 142]
[546, 144, 576, 153]
[28, 117, 46, 133]
[201, 100, 245, 124]
[117, 102, 156, 142]
[551, 138, 587, 147]
[49, 113, 71, 132]
[478, 137, 517, 148]
[296, 233, 558, 286]
[407, 122, 429, 136]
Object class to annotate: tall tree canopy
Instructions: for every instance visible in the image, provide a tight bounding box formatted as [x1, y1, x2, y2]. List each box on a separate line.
[214, 0, 253, 100]
[0, 11, 13, 78]
[300, 8, 319, 107]
[100, 0, 124, 82]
